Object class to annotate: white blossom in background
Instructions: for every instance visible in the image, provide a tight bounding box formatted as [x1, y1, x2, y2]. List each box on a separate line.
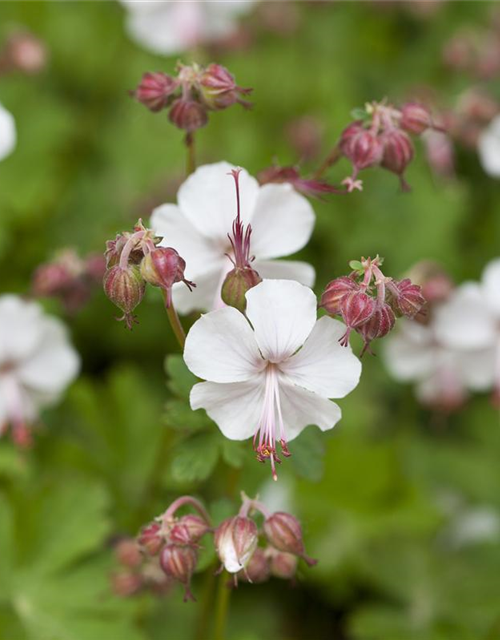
[383, 308, 495, 410]
[151, 162, 316, 313]
[0, 103, 16, 161]
[120, 0, 256, 55]
[0, 295, 80, 445]
[434, 259, 500, 398]
[478, 115, 500, 177]
[184, 279, 361, 479]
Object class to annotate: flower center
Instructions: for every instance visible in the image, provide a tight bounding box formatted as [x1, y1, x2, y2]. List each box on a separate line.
[253, 363, 291, 481]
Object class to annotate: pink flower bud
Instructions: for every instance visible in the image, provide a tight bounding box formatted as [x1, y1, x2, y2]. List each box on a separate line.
[115, 539, 142, 568]
[263, 512, 317, 567]
[221, 267, 262, 313]
[320, 276, 359, 316]
[84, 254, 107, 283]
[138, 522, 164, 556]
[133, 72, 178, 112]
[389, 278, 426, 318]
[400, 102, 433, 135]
[238, 547, 270, 584]
[269, 550, 298, 580]
[340, 122, 384, 173]
[380, 128, 414, 190]
[356, 301, 395, 355]
[169, 98, 208, 133]
[111, 571, 143, 597]
[103, 264, 145, 329]
[4, 32, 47, 74]
[32, 263, 74, 297]
[169, 515, 210, 545]
[159, 544, 198, 602]
[199, 63, 252, 111]
[215, 516, 259, 574]
[339, 291, 377, 346]
[140, 247, 195, 307]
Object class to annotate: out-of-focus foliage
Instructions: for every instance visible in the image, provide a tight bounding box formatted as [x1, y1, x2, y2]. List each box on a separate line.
[0, 2, 499, 639]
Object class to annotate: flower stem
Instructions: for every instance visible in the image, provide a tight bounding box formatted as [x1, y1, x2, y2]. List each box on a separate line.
[186, 132, 196, 176]
[212, 571, 231, 640]
[313, 144, 341, 180]
[162, 290, 186, 349]
[194, 568, 216, 640]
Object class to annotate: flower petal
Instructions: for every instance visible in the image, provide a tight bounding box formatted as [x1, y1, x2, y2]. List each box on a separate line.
[434, 283, 497, 350]
[170, 265, 223, 314]
[383, 320, 435, 381]
[280, 317, 361, 398]
[278, 377, 342, 441]
[245, 279, 317, 362]
[249, 184, 315, 259]
[0, 296, 44, 363]
[479, 115, 500, 178]
[151, 203, 223, 278]
[184, 307, 264, 383]
[177, 162, 260, 241]
[482, 258, 500, 318]
[190, 379, 264, 440]
[0, 103, 16, 162]
[252, 259, 315, 288]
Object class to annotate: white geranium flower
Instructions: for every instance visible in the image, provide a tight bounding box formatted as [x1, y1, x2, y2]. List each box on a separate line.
[120, 0, 256, 56]
[384, 308, 495, 410]
[0, 103, 16, 161]
[151, 162, 316, 313]
[0, 295, 80, 445]
[479, 116, 500, 177]
[184, 279, 362, 479]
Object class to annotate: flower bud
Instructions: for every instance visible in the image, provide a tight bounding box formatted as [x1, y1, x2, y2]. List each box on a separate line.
[115, 539, 142, 568]
[269, 550, 298, 580]
[320, 276, 359, 316]
[111, 571, 143, 597]
[103, 264, 145, 329]
[221, 267, 262, 313]
[140, 247, 194, 307]
[340, 123, 383, 172]
[263, 512, 317, 566]
[4, 32, 47, 74]
[84, 254, 107, 283]
[105, 233, 144, 268]
[215, 516, 259, 574]
[159, 544, 198, 601]
[380, 128, 414, 190]
[133, 72, 178, 112]
[138, 522, 164, 556]
[400, 103, 432, 135]
[237, 547, 271, 584]
[169, 98, 208, 133]
[199, 63, 252, 111]
[169, 515, 210, 545]
[356, 301, 395, 355]
[389, 278, 426, 318]
[341, 291, 376, 329]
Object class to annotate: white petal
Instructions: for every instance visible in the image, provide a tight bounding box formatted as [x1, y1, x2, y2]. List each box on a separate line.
[177, 162, 260, 241]
[482, 258, 500, 318]
[434, 284, 497, 350]
[190, 379, 264, 440]
[252, 259, 315, 287]
[151, 203, 223, 279]
[17, 317, 80, 395]
[0, 296, 44, 363]
[280, 317, 361, 398]
[0, 104, 16, 161]
[479, 116, 500, 178]
[170, 266, 222, 314]
[250, 184, 315, 259]
[245, 279, 317, 362]
[456, 346, 497, 391]
[383, 321, 435, 381]
[278, 377, 342, 442]
[184, 307, 264, 383]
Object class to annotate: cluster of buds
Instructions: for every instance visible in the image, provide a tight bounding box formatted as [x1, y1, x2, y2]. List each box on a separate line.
[320, 256, 426, 355]
[132, 62, 252, 134]
[103, 219, 194, 328]
[32, 249, 106, 314]
[444, 88, 500, 150]
[258, 164, 345, 199]
[113, 494, 316, 601]
[338, 100, 442, 191]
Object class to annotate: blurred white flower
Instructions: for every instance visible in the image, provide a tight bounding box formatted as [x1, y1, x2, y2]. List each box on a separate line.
[0, 103, 16, 161]
[120, 0, 255, 55]
[0, 295, 80, 445]
[478, 115, 500, 177]
[151, 162, 315, 313]
[184, 279, 361, 479]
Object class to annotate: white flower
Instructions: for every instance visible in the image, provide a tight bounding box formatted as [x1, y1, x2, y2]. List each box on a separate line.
[120, 0, 256, 56]
[151, 162, 316, 313]
[384, 306, 495, 409]
[0, 103, 16, 161]
[479, 116, 500, 177]
[183, 279, 362, 479]
[0, 295, 80, 444]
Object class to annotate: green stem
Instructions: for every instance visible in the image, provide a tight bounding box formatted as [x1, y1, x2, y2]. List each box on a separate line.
[194, 568, 216, 640]
[186, 132, 196, 176]
[162, 292, 186, 349]
[212, 571, 231, 640]
[313, 143, 341, 180]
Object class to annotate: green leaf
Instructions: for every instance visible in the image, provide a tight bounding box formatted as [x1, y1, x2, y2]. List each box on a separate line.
[350, 107, 369, 121]
[0, 496, 14, 600]
[289, 428, 325, 482]
[170, 433, 220, 483]
[165, 355, 197, 399]
[165, 399, 212, 432]
[349, 260, 364, 273]
[220, 440, 246, 469]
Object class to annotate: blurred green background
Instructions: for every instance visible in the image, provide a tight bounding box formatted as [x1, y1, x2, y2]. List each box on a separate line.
[0, 2, 499, 639]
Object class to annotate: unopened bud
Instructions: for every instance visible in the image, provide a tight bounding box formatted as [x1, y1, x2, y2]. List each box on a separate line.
[400, 103, 433, 135]
[169, 98, 208, 133]
[269, 550, 298, 580]
[103, 264, 145, 329]
[111, 571, 143, 597]
[169, 515, 210, 545]
[138, 522, 164, 556]
[341, 291, 376, 329]
[238, 547, 270, 584]
[263, 512, 317, 567]
[389, 278, 426, 318]
[115, 539, 142, 568]
[215, 516, 259, 574]
[380, 128, 414, 190]
[320, 276, 359, 316]
[140, 247, 194, 307]
[159, 544, 198, 602]
[356, 301, 395, 355]
[4, 32, 47, 74]
[84, 254, 107, 283]
[199, 63, 252, 111]
[221, 267, 262, 313]
[133, 72, 178, 112]
[340, 123, 383, 172]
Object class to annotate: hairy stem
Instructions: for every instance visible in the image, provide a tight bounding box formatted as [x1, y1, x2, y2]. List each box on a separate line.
[162, 290, 186, 349]
[186, 132, 196, 176]
[313, 144, 341, 180]
[212, 571, 231, 640]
